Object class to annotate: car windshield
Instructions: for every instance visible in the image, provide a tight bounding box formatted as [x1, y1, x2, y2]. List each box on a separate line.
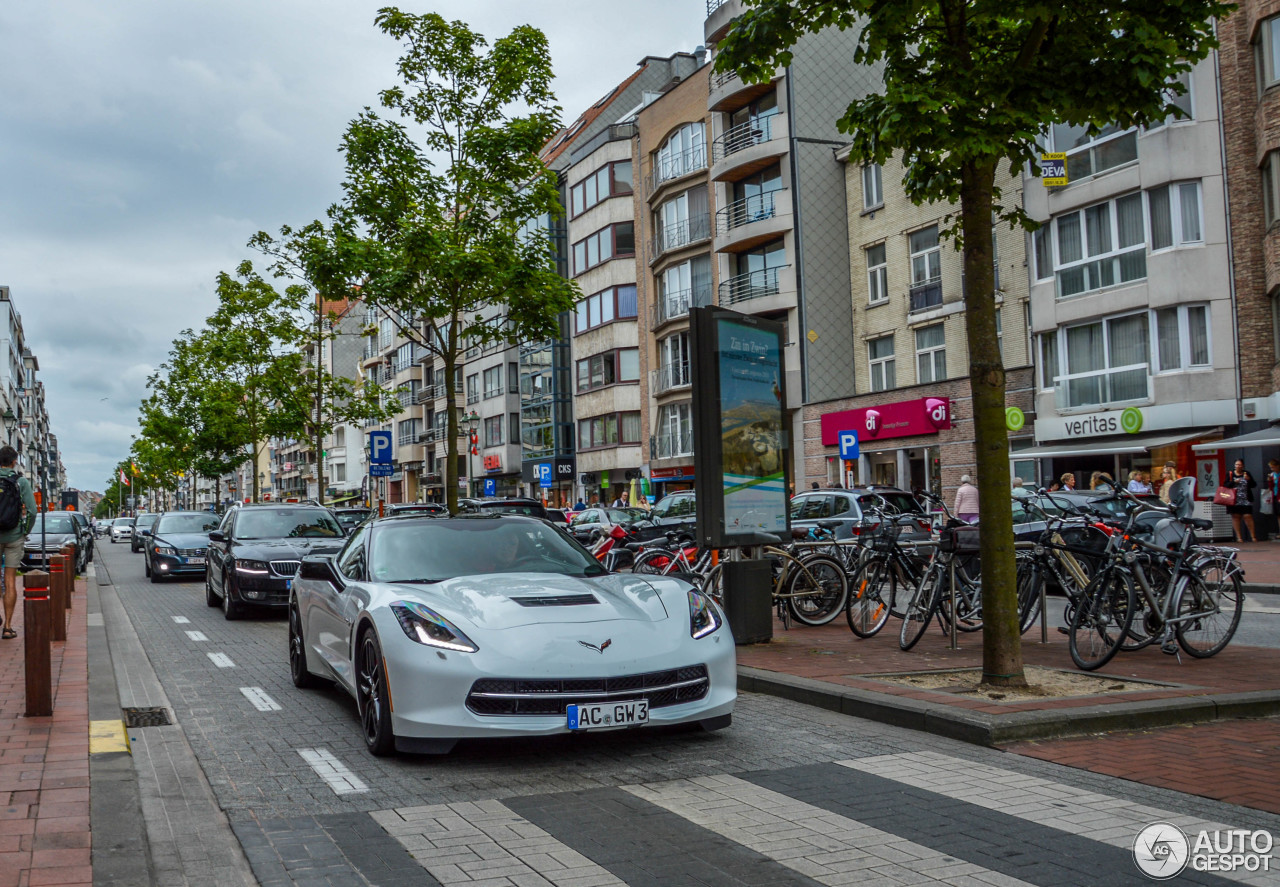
[156, 513, 221, 534]
[31, 516, 76, 534]
[235, 509, 342, 540]
[605, 508, 640, 524]
[479, 502, 545, 517]
[369, 519, 606, 583]
[336, 511, 370, 528]
[116, 519, 135, 527]
[136, 515, 158, 528]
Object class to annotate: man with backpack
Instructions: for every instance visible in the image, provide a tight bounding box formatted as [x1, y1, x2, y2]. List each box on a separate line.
[0, 446, 37, 640]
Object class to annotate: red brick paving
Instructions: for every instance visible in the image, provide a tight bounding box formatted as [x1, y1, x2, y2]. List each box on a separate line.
[1006, 717, 1280, 815]
[0, 576, 89, 887]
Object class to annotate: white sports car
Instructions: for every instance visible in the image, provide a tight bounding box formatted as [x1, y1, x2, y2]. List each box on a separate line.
[288, 513, 735, 755]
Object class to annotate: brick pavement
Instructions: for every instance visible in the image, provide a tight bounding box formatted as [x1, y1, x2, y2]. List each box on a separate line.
[0, 574, 90, 887]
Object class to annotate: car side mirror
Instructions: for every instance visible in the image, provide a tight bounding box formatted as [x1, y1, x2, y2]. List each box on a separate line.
[299, 555, 341, 586]
[208, 531, 226, 543]
[140, 529, 152, 537]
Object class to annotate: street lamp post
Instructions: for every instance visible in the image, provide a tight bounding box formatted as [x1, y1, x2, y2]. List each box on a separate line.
[1, 409, 16, 443]
[463, 410, 480, 498]
[259, 471, 266, 503]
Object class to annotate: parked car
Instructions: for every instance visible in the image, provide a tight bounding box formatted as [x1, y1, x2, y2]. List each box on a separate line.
[143, 511, 221, 582]
[384, 503, 447, 517]
[644, 490, 697, 539]
[69, 511, 94, 562]
[288, 513, 734, 755]
[456, 497, 548, 519]
[789, 487, 931, 543]
[110, 518, 136, 543]
[545, 508, 570, 529]
[205, 504, 346, 620]
[333, 508, 372, 532]
[567, 507, 652, 545]
[131, 513, 159, 552]
[94, 518, 114, 538]
[21, 512, 89, 573]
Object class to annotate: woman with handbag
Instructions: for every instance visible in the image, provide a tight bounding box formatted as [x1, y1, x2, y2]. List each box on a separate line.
[1222, 459, 1257, 543]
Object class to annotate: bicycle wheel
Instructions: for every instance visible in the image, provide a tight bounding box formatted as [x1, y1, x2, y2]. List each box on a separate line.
[1175, 563, 1243, 658]
[700, 564, 725, 606]
[1068, 568, 1135, 671]
[1015, 553, 1042, 634]
[786, 554, 848, 626]
[937, 569, 984, 633]
[632, 548, 685, 576]
[899, 565, 941, 651]
[846, 558, 892, 638]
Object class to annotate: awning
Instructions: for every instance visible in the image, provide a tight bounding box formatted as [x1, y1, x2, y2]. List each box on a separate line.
[1192, 427, 1280, 451]
[328, 493, 361, 504]
[1020, 429, 1214, 460]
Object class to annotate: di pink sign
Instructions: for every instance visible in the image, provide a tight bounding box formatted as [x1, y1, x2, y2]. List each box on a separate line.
[820, 396, 952, 446]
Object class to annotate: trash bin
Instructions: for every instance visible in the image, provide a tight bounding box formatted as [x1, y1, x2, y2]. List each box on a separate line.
[721, 559, 773, 645]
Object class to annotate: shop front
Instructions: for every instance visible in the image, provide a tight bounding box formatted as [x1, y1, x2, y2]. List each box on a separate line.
[819, 396, 953, 495]
[521, 457, 577, 507]
[648, 465, 694, 502]
[478, 454, 520, 499]
[579, 469, 645, 507]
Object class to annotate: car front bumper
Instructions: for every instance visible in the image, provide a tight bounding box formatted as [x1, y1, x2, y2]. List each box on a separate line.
[150, 553, 207, 577]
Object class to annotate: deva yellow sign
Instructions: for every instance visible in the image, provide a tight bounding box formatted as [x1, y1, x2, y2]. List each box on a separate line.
[1040, 152, 1067, 187]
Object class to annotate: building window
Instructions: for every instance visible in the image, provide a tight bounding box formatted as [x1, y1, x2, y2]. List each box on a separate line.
[1046, 193, 1146, 299]
[572, 222, 635, 276]
[484, 415, 504, 447]
[465, 373, 480, 405]
[656, 256, 712, 324]
[866, 243, 888, 304]
[482, 366, 503, 399]
[578, 412, 641, 450]
[1050, 121, 1137, 181]
[862, 164, 883, 210]
[653, 123, 706, 188]
[909, 226, 942, 312]
[569, 160, 633, 217]
[1045, 311, 1151, 408]
[1263, 153, 1280, 230]
[574, 285, 639, 334]
[656, 332, 691, 391]
[1148, 182, 1202, 250]
[575, 348, 640, 392]
[657, 186, 711, 251]
[1257, 16, 1280, 93]
[397, 418, 420, 447]
[508, 361, 520, 394]
[509, 412, 521, 446]
[915, 324, 946, 385]
[1155, 304, 1210, 372]
[868, 335, 895, 392]
[653, 403, 693, 458]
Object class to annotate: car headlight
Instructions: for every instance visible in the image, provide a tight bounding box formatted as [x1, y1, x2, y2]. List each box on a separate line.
[390, 601, 478, 653]
[155, 546, 176, 556]
[235, 559, 271, 574]
[688, 589, 722, 639]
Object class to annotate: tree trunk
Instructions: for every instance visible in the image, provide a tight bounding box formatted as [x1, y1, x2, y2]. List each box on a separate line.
[959, 159, 1026, 688]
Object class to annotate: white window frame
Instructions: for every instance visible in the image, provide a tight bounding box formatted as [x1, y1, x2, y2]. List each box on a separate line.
[1257, 16, 1280, 93]
[1046, 310, 1152, 410]
[1153, 304, 1212, 373]
[482, 366, 503, 399]
[866, 243, 888, 304]
[862, 164, 883, 210]
[915, 324, 946, 385]
[1049, 122, 1138, 181]
[1147, 181, 1203, 252]
[868, 335, 895, 393]
[1264, 153, 1280, 230]
[909, 226, 941, 286]
[1046, 193, 1146, 299]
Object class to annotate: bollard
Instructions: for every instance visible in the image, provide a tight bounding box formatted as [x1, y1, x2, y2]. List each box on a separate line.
[48, 554, 67, 643]
[23, 571, 52, 716]
[61, 544, 76, 607]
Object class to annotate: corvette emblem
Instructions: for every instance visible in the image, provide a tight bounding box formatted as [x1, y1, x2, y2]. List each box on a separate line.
[578, 639, 612, 653]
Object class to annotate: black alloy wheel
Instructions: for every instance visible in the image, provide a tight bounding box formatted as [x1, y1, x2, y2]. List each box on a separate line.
[205, 568, 219, 606]
[221, 572, 242, 620]
[289, 605, 324, 688]
[356, 630, 395, 756]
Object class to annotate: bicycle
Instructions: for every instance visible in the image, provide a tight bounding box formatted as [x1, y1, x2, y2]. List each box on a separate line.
[702, 533, 848, 628]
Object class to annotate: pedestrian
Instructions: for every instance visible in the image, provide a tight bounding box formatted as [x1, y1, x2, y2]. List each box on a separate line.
[1264, 459, 1280, 540]
[1157, 464, 1177, 504]
[588, 494, 600, 507]
[1126, 470, 1151, 494]
[1089, 470, 1114, 491]
[1044, 477, 1061, 493]
[572, 498, 586, 512]
[0, 446, 37, 640]
[810, 481, 820, 490]
[611, 490, 629, 508]
[954, 475, 980, 524]
[1059, 473, 1076, 491]
[1226, 459, 1258, 543]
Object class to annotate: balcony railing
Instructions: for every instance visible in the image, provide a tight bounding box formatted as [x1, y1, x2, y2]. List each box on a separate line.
[417, 428, 438, 444]
[650, 430, 695, 460]
[712, 112, 782, 163]
[709, 67, 740, 92]
[719, 265, 787, 305]
[716, 190, 781, 235]
[645, 146, 708, 195]
[651, 213, 712, 260]
[1054, 369, 1150, 411]
[413, 386, 433, 404]
[650, 361, 692, 396]
[706, 0, 728, 13]
[650, 281, 712, 329]
[362, 343, 379, 360]
[908, 280, 943, 313]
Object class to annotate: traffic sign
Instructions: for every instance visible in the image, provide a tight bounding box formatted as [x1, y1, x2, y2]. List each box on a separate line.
[838, 430, 860, 460]
[483, 478, 496, 496]
[535, 463, 553, 489]
[368, 430, 393, 464]
[370, 464, 395, 477]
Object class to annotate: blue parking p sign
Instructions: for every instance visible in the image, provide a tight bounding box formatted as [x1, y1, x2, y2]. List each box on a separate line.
[483, 478, 496, 496]
[536, 463, 553, 489]
[838, 430, 860, 460]
[368, 430, 393, 464]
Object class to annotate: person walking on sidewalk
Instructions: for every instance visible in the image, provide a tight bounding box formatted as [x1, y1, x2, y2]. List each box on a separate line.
[1227, 459, 1258, 543]
[954, 475, 980, 524]
[0, 445, 37, 640]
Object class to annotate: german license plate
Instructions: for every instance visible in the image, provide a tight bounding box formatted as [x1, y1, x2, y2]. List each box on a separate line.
[567, 700, 649, 731]
[184, 557, 205, 565]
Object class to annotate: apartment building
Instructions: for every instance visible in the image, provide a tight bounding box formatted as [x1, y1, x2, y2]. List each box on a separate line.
[460, 305, 523, 499]
[1021, 55, 1237, 495]
[801, 156, 1034, 496]
[0, 287, 63, 502]
[359, 303, 423, 504]
[702, 2, 881, 488]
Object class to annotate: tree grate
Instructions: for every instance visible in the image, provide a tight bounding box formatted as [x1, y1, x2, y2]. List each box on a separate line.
[121, 707, 172, 728]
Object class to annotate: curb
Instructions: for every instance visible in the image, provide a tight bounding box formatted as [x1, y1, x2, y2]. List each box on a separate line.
[1243, 583, 1280, 596]
[737, 666, 1280, 747]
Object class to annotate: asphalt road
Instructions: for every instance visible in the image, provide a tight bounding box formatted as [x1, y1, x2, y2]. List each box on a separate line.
[94, 541, 1280, 887]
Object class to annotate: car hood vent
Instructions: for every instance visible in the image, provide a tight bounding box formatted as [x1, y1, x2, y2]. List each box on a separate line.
[511, 594, 600, 607]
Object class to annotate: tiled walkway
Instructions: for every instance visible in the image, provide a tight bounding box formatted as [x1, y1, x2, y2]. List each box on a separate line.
[0, 576, 90, 887]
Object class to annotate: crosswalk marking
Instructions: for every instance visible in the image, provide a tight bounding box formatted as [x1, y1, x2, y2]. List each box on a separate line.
[207, 652, 235, 668]
[373, 800, 623, 886]
[172, 616, 190, 623]
[184, 630, 208, 641]
[239, 687, 281, 711]
[624, 775, 1036, 887]
[297, 748, 367, 796]
[840, 752, 1269, 886]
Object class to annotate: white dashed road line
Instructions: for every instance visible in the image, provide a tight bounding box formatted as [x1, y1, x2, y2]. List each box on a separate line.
[172, 616, 190, 623]
[185, 630, 208, 641]
[207, 652, 235, 668]
[297, 748, 368, 796]
[240, 687, 282, 712]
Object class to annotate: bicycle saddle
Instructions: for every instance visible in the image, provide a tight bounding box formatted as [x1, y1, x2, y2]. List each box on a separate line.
[817, 520, 842, 531]
[1185, 517, 1213, 531]
[790, 527, 809, 539]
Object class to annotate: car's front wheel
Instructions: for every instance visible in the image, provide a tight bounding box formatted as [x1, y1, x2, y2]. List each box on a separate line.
[289, 605, 325, 688]
[221, 573, 242, 620]
[356, 629, 395, 756]
[205, 569, 219, 606]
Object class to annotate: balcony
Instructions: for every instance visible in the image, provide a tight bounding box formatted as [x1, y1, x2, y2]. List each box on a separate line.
[650, 281, 712, 330]
[705, 0, 743, 48]
[650, 213, 712, 263]
[709, 65, 781, 113]
[650, 430, 695, 461]
[417, 428, 438, 444]
[719, 265, 788, 306]
[710, 113, 787, 182]
[908, 281, 943, 314]
[650, 361, 692, 396]
[714, 190, 791, 253]
[413, 386, 433, 404]
[645, 146, 708, 199]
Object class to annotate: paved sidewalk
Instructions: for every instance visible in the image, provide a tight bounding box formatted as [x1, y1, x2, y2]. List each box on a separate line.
[0, 574, 90, 887]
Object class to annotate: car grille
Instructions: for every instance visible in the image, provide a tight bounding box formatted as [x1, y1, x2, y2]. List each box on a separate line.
[511, 594, 599, 607]
[466, 665, 709, 716]
[178, 548, 207, 557]
[270, 561, 301, 577]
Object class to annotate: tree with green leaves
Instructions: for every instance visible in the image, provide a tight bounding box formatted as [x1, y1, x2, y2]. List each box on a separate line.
[312, 8, 578, 513]
[716, 0, 1230, 686]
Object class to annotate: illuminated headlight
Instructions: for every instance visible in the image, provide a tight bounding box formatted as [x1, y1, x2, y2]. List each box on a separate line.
[155, 546, 176, 556]
[235, 559, 271, 574]
[688, 589, 722, 639]
[390, 601, 478, 653]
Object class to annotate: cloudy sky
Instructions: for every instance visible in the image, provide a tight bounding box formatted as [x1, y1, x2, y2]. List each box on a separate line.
[0, 1, 705, 491]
